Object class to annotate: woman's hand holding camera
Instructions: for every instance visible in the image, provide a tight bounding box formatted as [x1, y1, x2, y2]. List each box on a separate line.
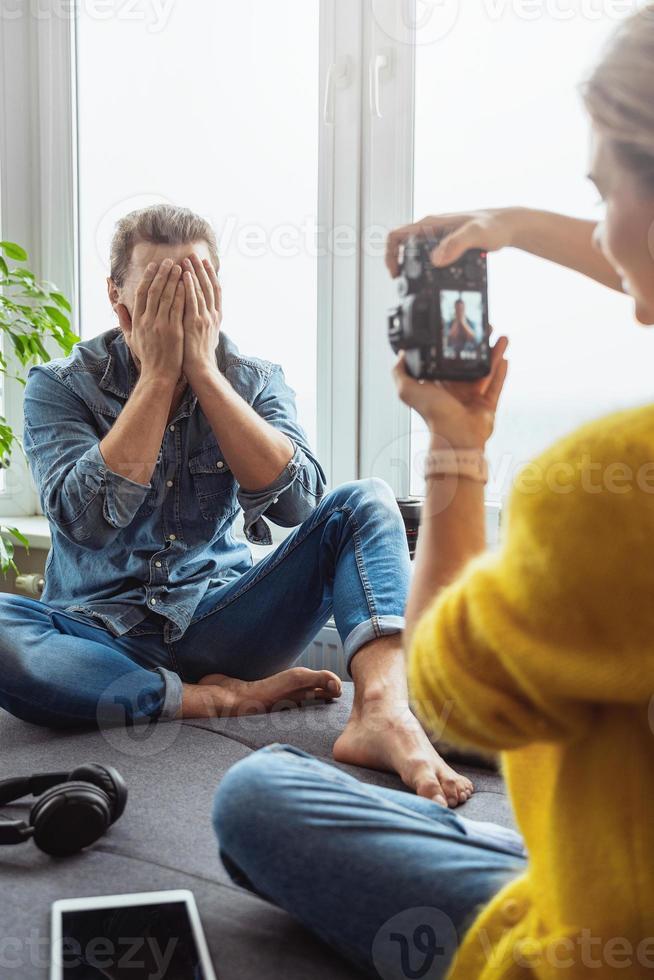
[386, 208, 521, 278]
[387, 209, 511, 450]
[392, 338, 509, 451]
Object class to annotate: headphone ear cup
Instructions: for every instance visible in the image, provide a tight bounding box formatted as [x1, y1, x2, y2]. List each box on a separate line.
[30, 782, 111, 857]
[68, 764, 128, 824]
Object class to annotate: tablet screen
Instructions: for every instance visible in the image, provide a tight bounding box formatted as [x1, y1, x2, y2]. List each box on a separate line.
[59, 899, 209, 978]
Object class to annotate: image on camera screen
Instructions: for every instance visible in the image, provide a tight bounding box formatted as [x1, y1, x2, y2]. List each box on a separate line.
[440, 290, 485, 363]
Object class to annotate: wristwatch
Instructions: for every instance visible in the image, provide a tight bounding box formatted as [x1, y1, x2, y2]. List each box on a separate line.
[424, 449, 488, 485]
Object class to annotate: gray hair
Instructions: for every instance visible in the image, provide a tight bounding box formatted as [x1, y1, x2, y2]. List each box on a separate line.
[110, 204, 220, 287]
[584, 5, 654, 189]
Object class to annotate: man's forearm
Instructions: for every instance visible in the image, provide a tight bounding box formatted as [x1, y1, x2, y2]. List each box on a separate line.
[190, 365, 294, 490]
[404, 448, 486, 652]
[100, 374, 177, 485]
[509, 207, 624, 292]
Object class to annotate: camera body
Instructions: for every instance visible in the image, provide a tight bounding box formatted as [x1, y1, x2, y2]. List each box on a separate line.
[388, 235, 491, 382]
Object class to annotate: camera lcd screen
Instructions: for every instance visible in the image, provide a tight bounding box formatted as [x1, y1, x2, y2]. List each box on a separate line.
[57, 900, 210, 978]
[440, 289, 487, 365]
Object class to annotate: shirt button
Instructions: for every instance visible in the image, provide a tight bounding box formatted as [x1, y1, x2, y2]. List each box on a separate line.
[166, 480, 174, 488]
[216, 461, 224, 469]
[155, 561, 162, 568]
[150, 598, 157, 606]
[168, 534, 177, 542]
[273, 497, 279, 504]
[169, 424, 176, 433]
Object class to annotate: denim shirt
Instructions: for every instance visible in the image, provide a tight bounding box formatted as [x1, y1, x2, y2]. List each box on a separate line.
[23, 328, 326, 640]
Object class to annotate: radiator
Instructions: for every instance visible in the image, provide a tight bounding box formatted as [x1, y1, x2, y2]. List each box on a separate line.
[296, 621, 347, 679]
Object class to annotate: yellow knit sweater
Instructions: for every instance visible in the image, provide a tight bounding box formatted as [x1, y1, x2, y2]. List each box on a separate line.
[409, 406, 654, 979]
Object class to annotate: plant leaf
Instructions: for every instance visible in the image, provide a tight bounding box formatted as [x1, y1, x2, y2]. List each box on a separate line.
[0, 532, 15, 576]
[5, 526, 30, 551]
[11, 268, 35, 281]
[43, 305, 70, 331]
[0, 241, 28, 261]
[49, 291, 72, 312]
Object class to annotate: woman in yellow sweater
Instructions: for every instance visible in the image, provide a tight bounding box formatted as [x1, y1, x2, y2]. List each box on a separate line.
[214, 9, 654, 978]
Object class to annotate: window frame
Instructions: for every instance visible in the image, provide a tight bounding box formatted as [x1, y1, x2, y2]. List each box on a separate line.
[0, 3, 78, 518]
[2, 0, 368, 521]
[1, 0, 442, 527]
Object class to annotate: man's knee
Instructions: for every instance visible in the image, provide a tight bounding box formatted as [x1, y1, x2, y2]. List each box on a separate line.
[325, 478, 399, 517]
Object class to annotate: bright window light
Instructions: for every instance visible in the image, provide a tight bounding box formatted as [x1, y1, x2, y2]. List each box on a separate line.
[411, 4, 649, 499]
[76, 0, 320, 447]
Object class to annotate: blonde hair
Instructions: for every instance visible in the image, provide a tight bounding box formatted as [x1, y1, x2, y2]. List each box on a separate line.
[584, 6, 654, 188]
[110, 204, 220, 287]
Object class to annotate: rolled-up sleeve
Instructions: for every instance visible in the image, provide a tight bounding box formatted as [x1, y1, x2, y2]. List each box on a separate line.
[237, 365, 326, 545]
[23, 366, 150, 550]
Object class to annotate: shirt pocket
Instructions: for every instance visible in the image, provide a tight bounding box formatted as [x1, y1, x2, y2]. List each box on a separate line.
[188, 446, 237, 521]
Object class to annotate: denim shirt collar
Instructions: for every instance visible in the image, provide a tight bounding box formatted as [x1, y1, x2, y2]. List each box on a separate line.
[98, 328, 226, 420]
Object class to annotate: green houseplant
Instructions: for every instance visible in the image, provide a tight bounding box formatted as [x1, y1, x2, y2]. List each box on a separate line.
[0, 240, 78, 574]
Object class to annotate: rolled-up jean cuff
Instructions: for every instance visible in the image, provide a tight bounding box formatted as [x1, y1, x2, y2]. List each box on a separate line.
[155, 666, 184, 721]
[343, 616, 406, 675]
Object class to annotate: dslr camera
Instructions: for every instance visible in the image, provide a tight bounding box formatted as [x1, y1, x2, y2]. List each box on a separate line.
[388, 235, 491, 382]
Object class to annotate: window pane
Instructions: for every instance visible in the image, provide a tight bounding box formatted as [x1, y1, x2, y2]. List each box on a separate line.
[410, 6, 647, 498]
[76, 0, 320, 447]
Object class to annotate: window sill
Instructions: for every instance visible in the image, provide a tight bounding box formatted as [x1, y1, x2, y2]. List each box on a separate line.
[0, 515, 52, 550]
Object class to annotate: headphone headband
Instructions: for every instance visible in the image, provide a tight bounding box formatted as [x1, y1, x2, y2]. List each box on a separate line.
[0, 819, 33, 846]
[0, 764, 127, 857]
[0, 771, 70, 806]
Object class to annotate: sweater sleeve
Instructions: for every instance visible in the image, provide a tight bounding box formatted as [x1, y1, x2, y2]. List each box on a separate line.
[408, 559, 578, 753]
[408, 407, 654, 753]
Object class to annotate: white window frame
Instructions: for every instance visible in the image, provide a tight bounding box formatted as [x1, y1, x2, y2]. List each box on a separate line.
[358, 0, 416, 497]
[2, 0, 369, 524]
[356, 0, 505, 543]
[0, 2, 78, 519]
[3, 0, 465, 536]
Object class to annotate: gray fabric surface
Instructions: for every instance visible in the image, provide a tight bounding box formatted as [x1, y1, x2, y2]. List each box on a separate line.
[0, 685, 513, 979]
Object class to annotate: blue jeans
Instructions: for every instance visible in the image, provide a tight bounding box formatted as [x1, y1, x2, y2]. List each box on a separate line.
[0, 480, 409, 728]
[213, 746, 527, 980]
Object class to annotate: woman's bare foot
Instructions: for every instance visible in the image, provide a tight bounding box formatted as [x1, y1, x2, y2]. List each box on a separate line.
[179, 667, 343, 719]
[333, 698, 474, 808]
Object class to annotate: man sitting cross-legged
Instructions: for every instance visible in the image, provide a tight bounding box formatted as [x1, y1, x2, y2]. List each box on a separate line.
[0, 204, 472, 805]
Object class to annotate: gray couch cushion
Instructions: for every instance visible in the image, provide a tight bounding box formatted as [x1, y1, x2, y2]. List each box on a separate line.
[0, 686, 512, 979]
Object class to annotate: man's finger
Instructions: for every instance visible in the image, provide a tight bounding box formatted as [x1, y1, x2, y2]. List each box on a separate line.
[134, 263, 158, 318]
[171, 280, 185, 326]
[188, 253, 213, 310]
[158, 264, 182, 318]
[115, 303, 132, 335]
[203, 259, 221, 312]
[183, 270, 199, 317]
[183, 260, 206, 310]
[145, 259, 174, 318]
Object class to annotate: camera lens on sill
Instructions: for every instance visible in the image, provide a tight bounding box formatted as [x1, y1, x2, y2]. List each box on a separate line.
[396, 497, 422, 559]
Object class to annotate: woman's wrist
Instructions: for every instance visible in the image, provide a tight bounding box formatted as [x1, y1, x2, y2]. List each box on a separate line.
[503, 206, 532, 251]
[427, 428, 488, 452]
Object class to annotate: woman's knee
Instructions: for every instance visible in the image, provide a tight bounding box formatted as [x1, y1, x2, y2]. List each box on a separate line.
[213, 746, 308, 861]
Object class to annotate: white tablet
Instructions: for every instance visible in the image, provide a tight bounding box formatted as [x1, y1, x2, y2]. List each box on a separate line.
[50, 889, 217, 979]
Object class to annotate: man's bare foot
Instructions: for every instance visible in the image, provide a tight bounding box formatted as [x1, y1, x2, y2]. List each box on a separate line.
[179, 667, 343, 719]
[333, 698, 474, 808]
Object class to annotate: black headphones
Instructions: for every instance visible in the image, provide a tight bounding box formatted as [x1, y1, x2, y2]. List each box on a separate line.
[0, 763, 127, 857]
